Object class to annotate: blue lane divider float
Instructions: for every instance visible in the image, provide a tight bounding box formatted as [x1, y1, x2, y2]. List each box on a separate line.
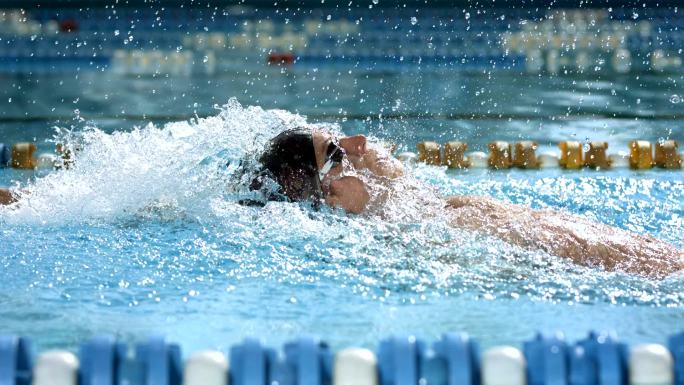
[229, 337, 333, 385]
[0, 331, 682, 385]
[378, 336, 424, 385]
[377, 333, 481, 385]
[135, 335, 182, 385]
[570, 332, 628, 385]
[429, 333, 480, 385]
[230, 337, 276, 385]
[283, 337, 333, 385]
[79, 335, 127, 385]
[670, 332, 684, 385]
[524, 332, 568, 385]
[0, 336, 32, 385]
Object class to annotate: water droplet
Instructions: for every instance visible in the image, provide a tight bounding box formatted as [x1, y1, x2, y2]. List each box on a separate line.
[114, 29, 119, 36]
[203, 56, 209, 63]
[372, 0, 379, 4]
[8, 98, 11, 103]
[326, 14, 332, 21]
[465, 12, 470, 20]
[410, 16, 417, 25]
[632, 12, 639, 19]
[670, 94, 682, 104]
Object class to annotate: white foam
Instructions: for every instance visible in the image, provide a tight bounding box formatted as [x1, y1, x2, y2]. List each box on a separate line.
[0, 99, 316, 225]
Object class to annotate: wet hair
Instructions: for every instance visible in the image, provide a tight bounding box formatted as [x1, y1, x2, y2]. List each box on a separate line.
[249, 128, 322, 206]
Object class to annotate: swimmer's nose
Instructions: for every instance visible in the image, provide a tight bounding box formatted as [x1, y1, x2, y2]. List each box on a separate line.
[339, 135, 367, 156]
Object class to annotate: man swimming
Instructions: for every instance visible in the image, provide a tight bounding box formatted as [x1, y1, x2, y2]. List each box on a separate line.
[248, 127, 683, 278]
[1, 127, 682, 277]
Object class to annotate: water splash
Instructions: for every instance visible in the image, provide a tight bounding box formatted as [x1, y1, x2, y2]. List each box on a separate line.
[0, 99, 314, 224]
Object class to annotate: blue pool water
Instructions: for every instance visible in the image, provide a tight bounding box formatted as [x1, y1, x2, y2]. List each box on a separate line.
[0, 92, 683, 353]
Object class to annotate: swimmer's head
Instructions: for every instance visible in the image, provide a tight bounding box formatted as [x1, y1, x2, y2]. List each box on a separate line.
[253, 127, 401, 214]
[253, 128, 323, 205]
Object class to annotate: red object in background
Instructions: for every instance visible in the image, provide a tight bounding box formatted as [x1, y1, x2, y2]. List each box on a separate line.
[267, 52, 295, 65]
[60, 19, 78, 33]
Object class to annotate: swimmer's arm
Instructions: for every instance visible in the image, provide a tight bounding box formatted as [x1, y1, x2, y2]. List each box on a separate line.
[446, 195, 683, 278]
[0, 188, 18, 205]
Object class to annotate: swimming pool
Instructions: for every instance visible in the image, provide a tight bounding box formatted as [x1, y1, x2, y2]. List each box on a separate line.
[1, 92, 683, 353]
[0, 5, 683, 355]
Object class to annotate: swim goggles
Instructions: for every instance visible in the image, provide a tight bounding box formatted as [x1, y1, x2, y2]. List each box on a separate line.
[319, 138, 345, 181]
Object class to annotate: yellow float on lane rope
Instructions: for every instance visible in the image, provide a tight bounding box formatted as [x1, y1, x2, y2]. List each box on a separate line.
[585, 141, 610, 169]
[11, 143, 37, 169]
[629, 140, 653, 170]
[558, 141, 583, 169]
[443, 141, 469, 169]
[416, 141, 441, 165]
[513, 141, 539, 169]
[488, 141, 512, 169]
[654, 140, 681, 169]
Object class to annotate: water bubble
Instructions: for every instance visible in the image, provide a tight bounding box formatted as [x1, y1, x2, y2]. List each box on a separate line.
[114, 30, 119, 36]
[372, 0, 379, 4]
[326, 14, 332, 21]
[670, 94, 682, 104]
[410, 16, 417, 25]
[465, 12, 470, 20]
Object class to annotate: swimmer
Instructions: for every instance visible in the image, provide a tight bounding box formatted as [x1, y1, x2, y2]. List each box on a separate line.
[249, 128, 683, 278]
[0, 127, 682, 278]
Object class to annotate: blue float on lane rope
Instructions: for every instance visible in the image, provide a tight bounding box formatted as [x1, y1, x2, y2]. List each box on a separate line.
[525, 332, 569, 385]
[135, 335, 182, 385]
[283, 337, 333, 385]
[432, 333, 480, 385]
[570, 332, 628, 385]
[378, 336, 425, 385]
[669, 331, 684, 385]
[230, 337, 277, 385]
[79, 335, 127, 385]
[0, 336, 32, 385]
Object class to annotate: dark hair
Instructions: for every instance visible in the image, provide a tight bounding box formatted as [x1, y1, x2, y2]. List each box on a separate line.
[250, 128, 322, 205]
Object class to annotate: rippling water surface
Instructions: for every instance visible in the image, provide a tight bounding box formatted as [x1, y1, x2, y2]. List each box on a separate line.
[1, 99, 682, 352]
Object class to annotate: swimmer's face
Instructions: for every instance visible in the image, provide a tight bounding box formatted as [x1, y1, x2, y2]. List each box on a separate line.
[312, 130, 404, 214]
[312, 131, 369, 214]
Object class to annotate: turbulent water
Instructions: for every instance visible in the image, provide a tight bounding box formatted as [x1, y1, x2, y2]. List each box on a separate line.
[0, 99, 682, 351]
